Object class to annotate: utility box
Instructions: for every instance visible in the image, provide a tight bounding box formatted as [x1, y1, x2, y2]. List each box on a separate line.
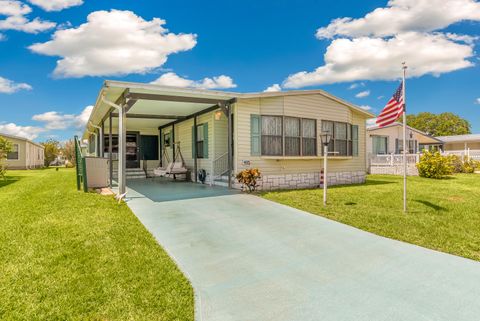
[85, 157, 109, 188]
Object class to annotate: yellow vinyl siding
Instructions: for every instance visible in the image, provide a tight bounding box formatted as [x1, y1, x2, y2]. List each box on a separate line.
[235, 94, 368, 176]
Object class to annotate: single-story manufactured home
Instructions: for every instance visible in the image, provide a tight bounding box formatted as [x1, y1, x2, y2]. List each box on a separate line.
[436, 134, 480, 160]
[0, 133, 44, 169]
[367, 123, 443, 155]
[83, 81, 374, 194]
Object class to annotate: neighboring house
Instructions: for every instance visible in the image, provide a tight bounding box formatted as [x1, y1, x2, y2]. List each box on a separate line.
[0, 133, 44, 169]
[83, 80, 374, 191]
[436, 134, 480, 160]
[367, 123, 443, 155]
[366, 123, 443, 175]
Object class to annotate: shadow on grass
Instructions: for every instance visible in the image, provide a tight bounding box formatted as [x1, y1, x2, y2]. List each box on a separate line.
[0, 176, 22, 189]
[414, 199, 447, 211]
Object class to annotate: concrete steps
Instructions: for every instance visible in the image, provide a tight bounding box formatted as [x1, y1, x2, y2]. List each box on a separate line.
[112, 168, 146, 180]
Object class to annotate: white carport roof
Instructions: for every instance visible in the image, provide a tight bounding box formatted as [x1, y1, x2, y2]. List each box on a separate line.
[83, 80, 375, 139]
[83, 80, 238, 139]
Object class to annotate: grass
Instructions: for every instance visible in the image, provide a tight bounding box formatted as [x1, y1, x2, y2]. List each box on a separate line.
[0, 168, 194, 321]
[261, 174, 480, 262]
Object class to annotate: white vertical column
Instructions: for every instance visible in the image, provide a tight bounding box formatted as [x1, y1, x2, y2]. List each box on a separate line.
[118, 103, 127, 195]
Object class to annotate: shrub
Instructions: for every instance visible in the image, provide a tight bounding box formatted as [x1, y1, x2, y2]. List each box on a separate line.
[448, 155, 464, 173]
[417, 151, 453, 179]
[236, 168, 261, 192]
[65, 160, 75, 168]
[463, 159, 480, 173]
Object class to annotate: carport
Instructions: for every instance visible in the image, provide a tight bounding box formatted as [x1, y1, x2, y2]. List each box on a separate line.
[83, 81, 237, 195]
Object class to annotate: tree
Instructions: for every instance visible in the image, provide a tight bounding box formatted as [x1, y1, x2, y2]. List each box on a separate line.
[41, 139, 60, 167]
[62, 139, 76, 165]
[0, 136, 13, 180]
[406, 112, 471, 136]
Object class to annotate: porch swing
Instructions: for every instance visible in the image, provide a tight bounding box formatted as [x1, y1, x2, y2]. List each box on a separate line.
[153, 142, 188, 179]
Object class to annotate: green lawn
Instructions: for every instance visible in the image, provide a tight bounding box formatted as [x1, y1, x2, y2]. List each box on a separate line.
[262, 174, 480, 262]
[0, 168, 194, 321]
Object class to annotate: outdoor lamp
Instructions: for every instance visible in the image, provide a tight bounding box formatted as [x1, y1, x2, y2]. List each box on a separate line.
[214, 110, 223, 121]
[320, 132, 332, 147]
[320, 132, 332, 206]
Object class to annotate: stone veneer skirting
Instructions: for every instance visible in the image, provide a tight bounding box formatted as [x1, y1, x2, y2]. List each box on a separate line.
[256, 171, 366, 190]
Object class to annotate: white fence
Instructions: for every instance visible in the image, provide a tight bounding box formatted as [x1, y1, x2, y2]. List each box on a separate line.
[369, 153, 419, 166]
[442, 150, 480, 161]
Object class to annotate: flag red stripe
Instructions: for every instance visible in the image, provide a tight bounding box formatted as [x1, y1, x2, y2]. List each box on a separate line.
[376, 82, 404, 127]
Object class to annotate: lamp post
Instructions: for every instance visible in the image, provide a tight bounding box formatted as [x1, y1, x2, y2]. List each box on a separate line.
[320, 132, 332, 206]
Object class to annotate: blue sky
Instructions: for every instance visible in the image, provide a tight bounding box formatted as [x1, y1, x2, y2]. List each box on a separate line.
[0, 0, 479, 141]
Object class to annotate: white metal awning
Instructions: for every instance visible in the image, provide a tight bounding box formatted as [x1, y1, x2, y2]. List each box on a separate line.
[83, 80, 238, 139]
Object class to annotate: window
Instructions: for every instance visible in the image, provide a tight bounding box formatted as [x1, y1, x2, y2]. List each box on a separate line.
[196, 124, 205, 158]
[321, 121, 358, 156]
[7, 144, 19, 160]
[302, 118, 317, 156]
[372, 136, 388, 155]
[261, 116, 283, 156]
[396, 139, 417, 154]
[103, 135, 119, 154]
[163, 132, 171, 147]
[252, 115, 317, 157]
[192, 123, 208, 159]
[284, 117, 301, 156]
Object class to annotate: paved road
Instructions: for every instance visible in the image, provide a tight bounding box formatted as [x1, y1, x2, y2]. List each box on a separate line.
[125, 180, 480, 321]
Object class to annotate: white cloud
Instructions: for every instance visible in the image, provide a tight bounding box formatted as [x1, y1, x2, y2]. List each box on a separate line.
[0, 76, 32, 93]
[29, 10, 197, 78]
[445, 33, 479, 45]
[32, 105, 93, 130]
[316, 0, 480, 39]
[348, 82, 364, 90]
[355, 90, 370, 98]
[0, 0, 56, 34]
[0, 0, 31, 16]
[74, 105, 93, 127]
[475, 98, 480, 104]
[285, 0, 479, 88]
[151, 72, 236, 89]
[359, 105, 372, 111]
[0, 122, 44, 140]
[27, 0, 83, 12]
[377, 95, 385, 100]
[264, 84, 282, 92]
[283, 32, 475, 88]
[366, 118, 377, 127]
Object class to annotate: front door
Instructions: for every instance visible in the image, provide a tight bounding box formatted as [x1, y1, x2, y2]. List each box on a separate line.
[126, 132, 140, 168]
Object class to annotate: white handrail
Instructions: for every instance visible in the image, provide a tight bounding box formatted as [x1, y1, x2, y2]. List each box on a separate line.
[212, 152, 229, 182]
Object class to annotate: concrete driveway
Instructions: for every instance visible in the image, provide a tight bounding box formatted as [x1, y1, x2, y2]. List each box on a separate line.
[125, 179, 480, 321]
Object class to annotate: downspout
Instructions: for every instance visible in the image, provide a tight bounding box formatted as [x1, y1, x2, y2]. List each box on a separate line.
[102, 95, 127, 196]
[87, 130, 97, 156]
[89, 121, 103, 157]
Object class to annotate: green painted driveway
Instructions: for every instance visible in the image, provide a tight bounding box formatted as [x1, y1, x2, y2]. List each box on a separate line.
[125, 179, 480, 321]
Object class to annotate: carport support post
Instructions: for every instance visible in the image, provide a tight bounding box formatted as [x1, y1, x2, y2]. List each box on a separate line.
[227, 103, 233, 189]
[193, 116, 198, 182]
[109, 111, 113, 188]
[118, 103, 127, 195]
[101, 120, 105, 157]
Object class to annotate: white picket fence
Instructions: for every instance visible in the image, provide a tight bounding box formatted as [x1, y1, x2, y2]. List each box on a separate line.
[369, 153, 419, 166]
[442, 150, 480, 161]
[368, 150, 480, 176]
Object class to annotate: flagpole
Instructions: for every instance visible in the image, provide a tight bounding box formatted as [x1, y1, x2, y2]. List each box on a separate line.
[402, 62, 407, 212]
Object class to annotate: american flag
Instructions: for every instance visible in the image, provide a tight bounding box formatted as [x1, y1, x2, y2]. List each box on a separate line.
[376, 82, 404, 127]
